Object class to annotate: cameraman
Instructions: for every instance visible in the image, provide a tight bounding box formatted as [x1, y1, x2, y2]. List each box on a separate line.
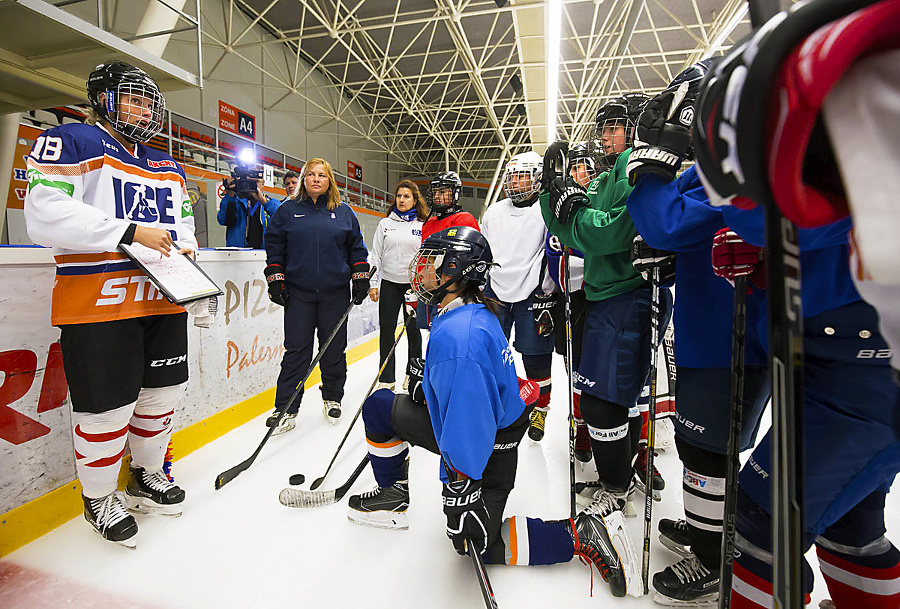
[216, 177, 282, 248]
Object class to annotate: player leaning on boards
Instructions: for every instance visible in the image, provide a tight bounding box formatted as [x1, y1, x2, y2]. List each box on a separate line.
[24, 61, 212, 548]
[345, 226, 639, 598]
[480, 151, 555, 443]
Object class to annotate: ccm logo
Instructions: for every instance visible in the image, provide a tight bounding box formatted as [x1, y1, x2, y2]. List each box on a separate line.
[443, 488, 481, 507]
[150, 355, 187, 367]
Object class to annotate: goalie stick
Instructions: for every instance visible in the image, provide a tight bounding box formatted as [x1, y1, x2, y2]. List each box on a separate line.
[279, 454, 369, 508]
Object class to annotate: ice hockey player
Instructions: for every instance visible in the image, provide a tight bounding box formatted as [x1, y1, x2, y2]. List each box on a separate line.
[345, 226, 640, 597]
[415, 171, 479, 329]
[543, 143, 595, 461]
[23, 60, 207, 547]
[693, 3, 900, 605]
[624, 59, 771, 606]
[540, 93, 673, 525]
[480, 151, 554, 441]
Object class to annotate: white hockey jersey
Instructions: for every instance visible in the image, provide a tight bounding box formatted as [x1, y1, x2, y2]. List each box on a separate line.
[480, 197, 547, 303]
[368, 209, 423, 287]
[24, 122, 197, 325]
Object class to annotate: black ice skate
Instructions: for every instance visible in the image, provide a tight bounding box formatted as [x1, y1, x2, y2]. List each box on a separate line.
[125, 466, 186, 516]
[83, 492, 138, 549]
[527, 407, 548, 441]
[574, 419, 592, 463]
[658, 518, 692, 558]
[652, 552, 719, 607]
[347, 481, 410, 530]
[266, 410, 297, 435]
[569, 510, 627, 598]
[634, 443, 665, 501]
[575, 479, 637, 517]
[323, 400, 342, 425]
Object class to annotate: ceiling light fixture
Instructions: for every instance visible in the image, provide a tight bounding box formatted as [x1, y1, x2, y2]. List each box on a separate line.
[546, 0, 562, 143]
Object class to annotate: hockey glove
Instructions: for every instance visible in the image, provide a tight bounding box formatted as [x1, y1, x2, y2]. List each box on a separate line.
[711, 228, 766, 289]
[627, 82, 695, 186]
[541, 140, 569, 192]
[406, 357, 426, 405]
[530, 292, 558, 338]
[183, 296, 218, 328]
[631, 235, 676, 285]
[548, 176, 589, 226]
[264, 263, 289, 307]
[351, 262, 371, 305]
[442, 477, 491, 556]
[403, 289, 418, 318]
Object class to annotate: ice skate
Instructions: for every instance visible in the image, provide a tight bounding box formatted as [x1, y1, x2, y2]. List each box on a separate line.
[569, 510, 627, 597]
[324, 400, 342, 425]
[266, 410, 296, 435]
[83, 492, 138, 548]
[575, 479, 637, 517]
[125, 466, 185, 516]
[374, 381, 395, 392]
[347, 481, 410, 530]
[634, 443, 664, 501]
[656, 416, 676, 452]
[574, 418, 592, 463]
[652, 552, 719, 606]
[528, 406, 548, 441]
[658, 518, 692, 558]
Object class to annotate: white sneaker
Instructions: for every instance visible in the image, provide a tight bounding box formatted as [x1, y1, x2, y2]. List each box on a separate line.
[374, 381, 395, 392]
[324, 400, 341, 425]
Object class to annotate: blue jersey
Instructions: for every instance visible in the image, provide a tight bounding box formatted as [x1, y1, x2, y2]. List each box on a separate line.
[423, 302, 527, 481]
[265, 196, 368, 292]
[627, 167, 766, 368]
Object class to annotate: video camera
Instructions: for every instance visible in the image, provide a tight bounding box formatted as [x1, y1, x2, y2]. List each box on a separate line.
[224, 164, 263, 198]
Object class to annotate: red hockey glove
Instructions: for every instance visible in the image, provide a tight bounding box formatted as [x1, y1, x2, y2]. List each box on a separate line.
[711, 228, 766, 289]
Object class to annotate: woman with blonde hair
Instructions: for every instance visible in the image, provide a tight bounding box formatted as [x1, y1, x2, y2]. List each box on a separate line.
[368, 180, 428, 391]
[264, 158, 369, 431]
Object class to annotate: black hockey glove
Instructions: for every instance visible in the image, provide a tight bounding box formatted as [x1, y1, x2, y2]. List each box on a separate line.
[264, 263, 289, 307]
[442, 477, 491, 556]
[351, 262, 371, 305]
[631, 235, 676, 285]
[627, 82, 695, 186]
[548, 176, 589, 226]
[530, 292, 558, 338]
[406, 357, 426, 405]
[541, 140, 569, 192]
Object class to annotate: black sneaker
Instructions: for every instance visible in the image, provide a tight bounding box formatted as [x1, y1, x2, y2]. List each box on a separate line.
[652, 553, 719, 606]
[83, 492, 138, 548]
[659, 518, 692, 558]
[347, 482, 410, 530]
[634, 442, 664, 501]
[125, 466, 185, 516]
[569, 511, 627, 598]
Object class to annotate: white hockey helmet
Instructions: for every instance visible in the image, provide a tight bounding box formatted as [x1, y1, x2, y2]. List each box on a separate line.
[503, 151, 542, 205]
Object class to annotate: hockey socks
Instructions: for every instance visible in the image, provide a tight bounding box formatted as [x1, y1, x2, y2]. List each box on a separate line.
[128, 385, 182, 471]
[493, 517, 574, 566]
[581, 394, 633, 491]
[73, 403, 132, 498]
[360, 389, 409, 487]
[676, 436, 727, 570]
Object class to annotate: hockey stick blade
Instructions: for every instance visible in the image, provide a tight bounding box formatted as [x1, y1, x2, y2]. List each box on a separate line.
[279, 455, 369, 508]
[215, 458, 251, 490]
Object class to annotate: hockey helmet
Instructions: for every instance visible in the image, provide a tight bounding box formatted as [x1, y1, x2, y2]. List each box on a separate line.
[566, 142, 598, 188]
[503, 151, 542, 205]
[428, 171, 462, 215]
[409, 226, 493, 305]
[592, 93, 649, 170]
[87, 60, 166, 143]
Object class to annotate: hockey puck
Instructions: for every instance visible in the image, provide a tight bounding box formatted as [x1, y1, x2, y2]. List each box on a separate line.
[289, 474, 306, 486]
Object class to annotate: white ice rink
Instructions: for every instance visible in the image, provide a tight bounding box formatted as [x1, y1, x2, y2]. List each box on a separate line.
[2, 342, 898, 608]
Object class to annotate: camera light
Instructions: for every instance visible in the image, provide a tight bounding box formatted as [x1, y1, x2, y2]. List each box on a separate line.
[238, 148, 255, 164]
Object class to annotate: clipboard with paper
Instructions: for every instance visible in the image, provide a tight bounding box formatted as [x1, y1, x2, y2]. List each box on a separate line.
[119, 243, 223, 305]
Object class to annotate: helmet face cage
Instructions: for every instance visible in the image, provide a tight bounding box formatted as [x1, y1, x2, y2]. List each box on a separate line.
[591, 94, 648, 171]
[503, 155, 541, 204]
[428, 172, 462, 211]
[106, 81, 167, 143]
[409, 248, 449, 305]
[567, 144, 599, 188]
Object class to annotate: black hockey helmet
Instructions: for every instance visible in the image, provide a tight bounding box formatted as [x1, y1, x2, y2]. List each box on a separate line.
[87, 60, 166, 143]
[428, 171, 462, 216]
[409, 226, 493, 305]
[566, 142, 598, 186]
[591, 92, 649, 170]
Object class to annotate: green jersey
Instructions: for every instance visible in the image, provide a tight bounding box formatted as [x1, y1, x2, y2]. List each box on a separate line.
[540, 148, 646, 301]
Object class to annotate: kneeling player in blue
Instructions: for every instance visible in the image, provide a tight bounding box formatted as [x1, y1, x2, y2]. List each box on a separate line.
[346, 227, 640, 598]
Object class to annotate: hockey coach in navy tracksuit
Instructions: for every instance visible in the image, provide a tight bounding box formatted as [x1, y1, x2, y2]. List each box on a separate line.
[264, 157, 370, 433]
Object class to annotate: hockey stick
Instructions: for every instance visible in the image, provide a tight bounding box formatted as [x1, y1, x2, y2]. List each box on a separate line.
[279, 454, 369, 508]
[562, 250, 577, 519]
[641, 267, 662, 594]
[719, 275, 748, 609]
[469, 542, 500, 609]
[214, 287, 365, 490]
[309, 316, 410, 490]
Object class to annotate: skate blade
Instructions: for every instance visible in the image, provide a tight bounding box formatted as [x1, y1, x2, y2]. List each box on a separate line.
[659, 534, 691, 558]
[635, 477, 662, 502]
[347, 510, 409, 531]
[652, 591, 718, 607]
[125, 495, 184, 517]
[603, 510, 643, 598]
